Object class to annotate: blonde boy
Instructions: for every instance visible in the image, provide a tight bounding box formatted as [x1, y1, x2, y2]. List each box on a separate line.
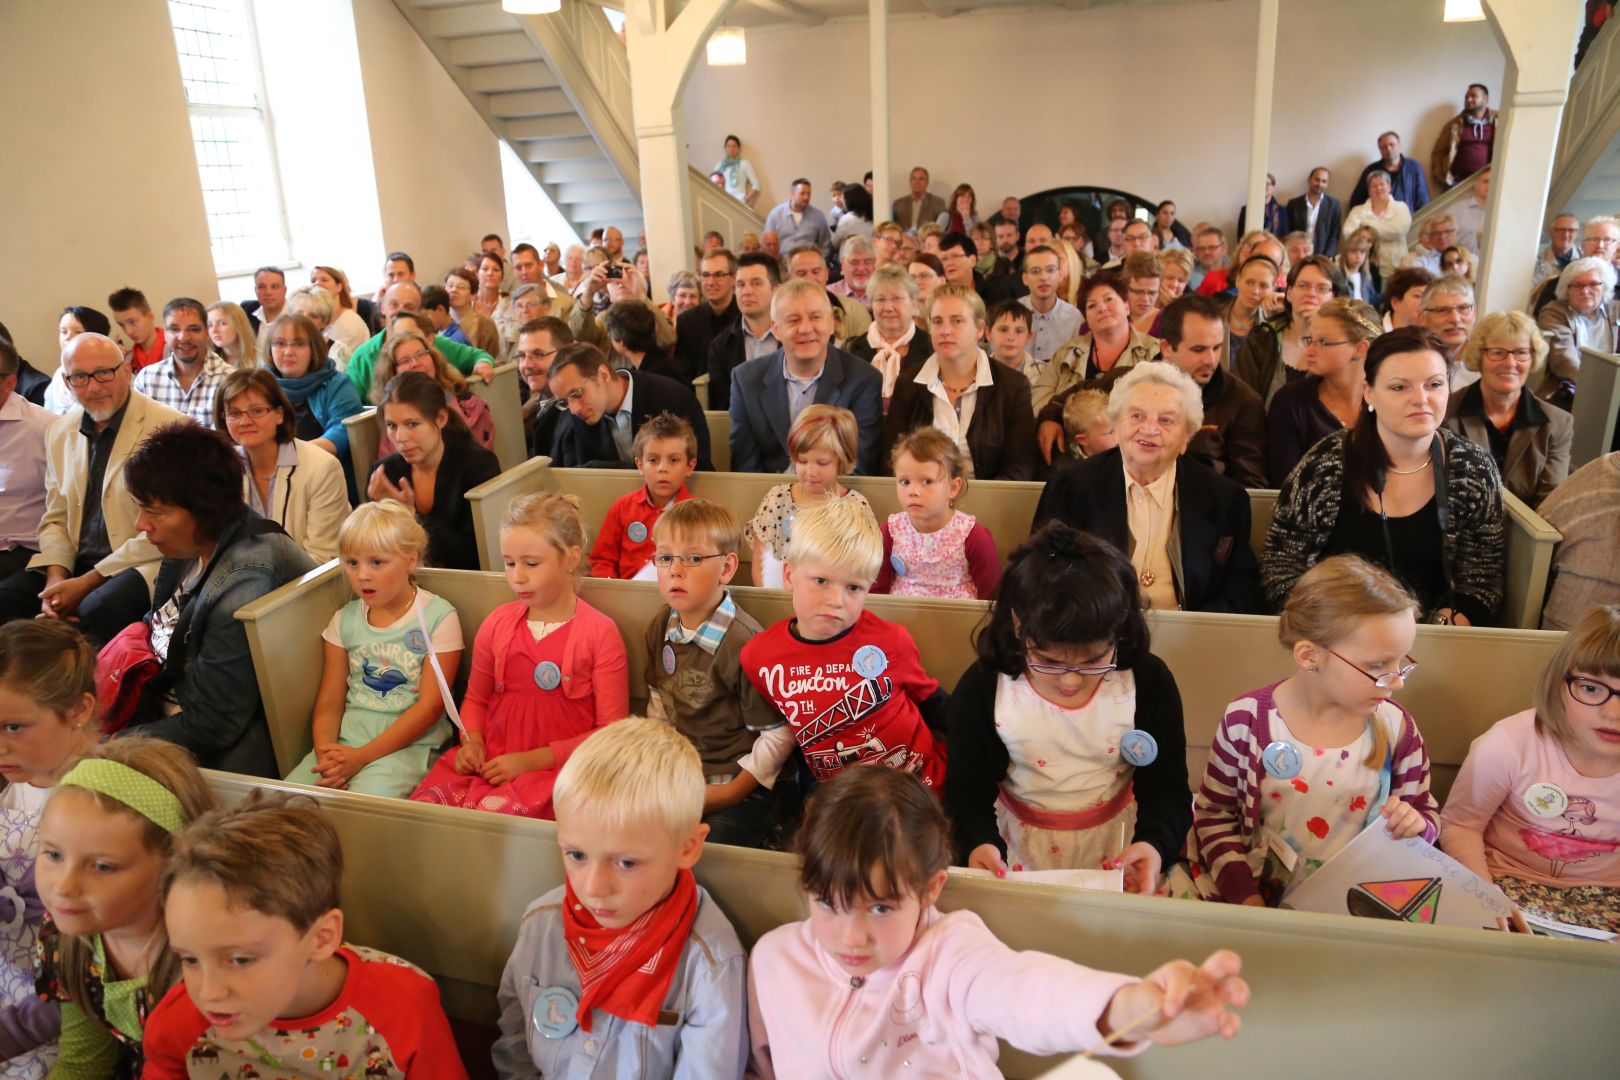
[589, 411, 696, 579]
[493, 719, 748, 1079]
[740, 498, 948, 790]
[1061, 387, 1117, 461]
[145, 795, 467, 1078]
[645, 499, 793, 848]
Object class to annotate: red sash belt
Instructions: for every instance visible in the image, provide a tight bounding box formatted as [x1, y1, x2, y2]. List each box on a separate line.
[998, 781, 1134, 831]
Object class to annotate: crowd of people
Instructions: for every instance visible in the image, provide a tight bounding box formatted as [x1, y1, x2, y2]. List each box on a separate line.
[0, 79, 1618, 1077]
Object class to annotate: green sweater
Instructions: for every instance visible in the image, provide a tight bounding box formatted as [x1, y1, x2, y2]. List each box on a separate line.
[345, 331, 494, 401]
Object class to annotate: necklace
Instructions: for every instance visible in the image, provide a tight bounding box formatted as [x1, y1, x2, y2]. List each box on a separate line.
[1388, 456, 1432, 476]
[1134, 484, 1158, 588]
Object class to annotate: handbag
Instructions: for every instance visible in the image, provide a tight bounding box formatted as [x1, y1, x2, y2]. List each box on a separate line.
[95, 619, 162, 733]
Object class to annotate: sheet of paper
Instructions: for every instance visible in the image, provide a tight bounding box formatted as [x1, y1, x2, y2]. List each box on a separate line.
[1280, 824, 1514, 929]
[949, 866, 1125, 892]
[1520, 910, 1618, 942]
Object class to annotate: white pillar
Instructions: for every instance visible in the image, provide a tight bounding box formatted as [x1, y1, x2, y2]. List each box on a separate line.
[1475, 0, 1585, 311]
[1245, 0, 1279, 236]
[869, 0, 891, 223]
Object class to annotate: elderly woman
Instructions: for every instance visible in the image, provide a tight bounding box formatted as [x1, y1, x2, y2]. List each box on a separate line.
[205, 301, 257, 371]
[1034, 273, 1161, 418]
[1336, 225, 1382, 305]
[213, 368, 350, 562]
[1233, 255, 1348, 407]
[1033, 362, 1263, 613]
[845, 264, 933, 403]
[310, 266, 375, 350]
[1342, 171, 1413, 281]
[882, 285, 1038, 481]
[1264, 326, 1505, 625]
[372, 324, 494, 455]
[1536, 255, 1619, 405]
[1266, 297, 1381, 486]
[658, 270, 701, 322]
[118, 421, 317, 775]
[504, 283, 548, 350]
[287, 285, 351, 370]
[1442, 310, 1573, 507]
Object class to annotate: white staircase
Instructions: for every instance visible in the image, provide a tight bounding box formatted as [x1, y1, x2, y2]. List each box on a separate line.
[390, 0, 761, 251]
[1549, 16, 1620, 225]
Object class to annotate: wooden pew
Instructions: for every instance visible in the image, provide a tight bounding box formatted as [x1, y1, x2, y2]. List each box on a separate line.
[705, 410, 730, 471]
[1500, 489, 1559, 632]
[235, 570, 1565, 804]
[1570, 346, 1620, 468]
[205, 770, 1620, 1079]
[341, 362, 527, 497]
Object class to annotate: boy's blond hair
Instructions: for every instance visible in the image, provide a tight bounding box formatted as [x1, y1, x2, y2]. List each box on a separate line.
[1061, 388, 1111, 442]
[786, 496, 882, 581]
[653, 498, 741, 556]
[553, 717, 704, 838]
[338, 502, 428, 568]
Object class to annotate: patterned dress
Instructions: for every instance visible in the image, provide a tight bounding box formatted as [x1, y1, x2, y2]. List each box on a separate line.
[0, 784, 52, 1078]
[35, 922, 158, 1079]
[745, 484, 874, 588]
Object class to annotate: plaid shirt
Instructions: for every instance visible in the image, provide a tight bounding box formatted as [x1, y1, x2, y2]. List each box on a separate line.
[665, 592, 736, 655]
[132, 353, 235, 428]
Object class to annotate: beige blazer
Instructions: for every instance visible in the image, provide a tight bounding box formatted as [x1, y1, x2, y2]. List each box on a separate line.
[248, 439, 350, 564]
[29, 391, 188, 584]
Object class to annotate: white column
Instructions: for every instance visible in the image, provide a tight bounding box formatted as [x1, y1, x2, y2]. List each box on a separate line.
[869, 0, 891, 223]
[1245, 0, 1279, 236]
[1475, 0, 1585, 311]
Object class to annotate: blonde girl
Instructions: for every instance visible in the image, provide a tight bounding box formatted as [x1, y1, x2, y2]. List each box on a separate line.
[873, 427, 999, 599]
[204, 301, 257, 371]
[284, 503, 464, 797]
[745, 404, 876, 588]
[410, 493, 629, 818]
[33, 737, 216, 1077]
[0, 623, 101, 1077]
[1184, 556, 1440, 906]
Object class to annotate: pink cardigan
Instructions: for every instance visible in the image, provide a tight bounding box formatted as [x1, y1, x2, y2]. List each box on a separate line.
[746, 908, 1141, 1079]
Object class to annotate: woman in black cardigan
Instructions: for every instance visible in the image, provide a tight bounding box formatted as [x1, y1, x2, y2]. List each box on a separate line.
[880, 284, 1040, 480]
[367, 371, 500, 570]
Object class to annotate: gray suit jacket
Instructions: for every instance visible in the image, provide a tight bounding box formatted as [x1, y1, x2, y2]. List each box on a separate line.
[727, 345, 883, 475]
[892, 192, 947, 232]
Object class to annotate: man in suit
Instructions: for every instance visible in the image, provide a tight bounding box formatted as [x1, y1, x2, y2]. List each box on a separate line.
[892, 166, 947, 233]
[728, 280, 883, 475]
[0, 333, 188, 643]
[707, 252, 781, 412]
[1287, 167, 1343, 257]
[545, 342, 711, 470]
[1032, 362, 1263, 614]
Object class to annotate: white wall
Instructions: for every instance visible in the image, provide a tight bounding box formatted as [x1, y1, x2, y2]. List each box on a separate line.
[0, 0, 218, 371]
[684, 0, 1505, 233]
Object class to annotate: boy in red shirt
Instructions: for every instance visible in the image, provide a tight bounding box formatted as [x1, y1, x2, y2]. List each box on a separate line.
[741, 496, 949, 789]
[589, 411, 696, 579]
[144, 795, 466, 1078]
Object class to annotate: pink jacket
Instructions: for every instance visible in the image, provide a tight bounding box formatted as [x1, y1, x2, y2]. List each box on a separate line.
[746, 907, 1142, 1079]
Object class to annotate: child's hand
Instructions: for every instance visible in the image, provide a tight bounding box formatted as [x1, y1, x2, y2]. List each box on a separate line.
[1105, 842, 1162, 895]
[1104, 950, 1248, 1049]
[968, 844, 1010, 877]
[312, 744, 368, 788]
[1379, 796, 1427, 840]
[454, 732, 487, 774]
[480, 752, 533, 786]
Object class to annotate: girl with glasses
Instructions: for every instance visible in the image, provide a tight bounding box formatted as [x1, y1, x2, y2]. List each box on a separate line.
[1177, 555, 1439, 907]
[945, 522, 1190, 894]
[1441, 603, 1620, 935]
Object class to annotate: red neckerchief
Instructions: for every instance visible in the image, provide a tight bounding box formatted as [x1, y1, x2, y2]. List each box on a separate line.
[563, 868, 698, 1032]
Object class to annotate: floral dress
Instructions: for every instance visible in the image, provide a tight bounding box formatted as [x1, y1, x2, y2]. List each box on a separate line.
[0, 784, 52, 1078]
[35, 921, 157, 1079]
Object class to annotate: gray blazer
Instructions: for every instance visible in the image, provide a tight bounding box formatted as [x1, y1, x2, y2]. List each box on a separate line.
[891, 191, 947, 232]
[727, 345, 884, 474]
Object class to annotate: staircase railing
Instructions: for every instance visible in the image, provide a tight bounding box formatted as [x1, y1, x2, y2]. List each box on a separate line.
[1406, 166, 1484, 248]
[1548, 14, 1620, 214]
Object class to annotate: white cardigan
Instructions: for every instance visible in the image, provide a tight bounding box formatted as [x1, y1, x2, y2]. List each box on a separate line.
[244, 439, 350, 563]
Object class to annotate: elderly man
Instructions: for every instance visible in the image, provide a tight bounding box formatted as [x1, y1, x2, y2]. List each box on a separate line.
[511, 242, 574, 321]
[1418, 276, 1479, 391]
[558, 244, 586, 293]
[1432, 83, 1497, 190]
[1287, 167, 1342, 257]
[1402, 215, 1460, 275]
[728, 279, 882, 474]
[785, 245, 872, 338]
[1537, 256, 1619, 403]
[0, 334, 187, 642]
[1033, 361, 1263, 613]
[1350, 130, 1431, 213]
[0, 336, 54, 578]
[828, 236, 878, 309]
[763, 179, 833, 257]
[1532, 215, 1620, 314]
[892, 166, 947, 232]
[344, 281, 496, 398]
[132, 298, 234, 428]
[1533, 214, 1582, 288]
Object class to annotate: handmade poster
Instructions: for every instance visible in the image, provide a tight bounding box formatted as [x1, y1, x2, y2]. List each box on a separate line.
[1035, 1055, 1121, 1078]
[1281, 825, 1514, 929]
[949, 866, 1125, 892]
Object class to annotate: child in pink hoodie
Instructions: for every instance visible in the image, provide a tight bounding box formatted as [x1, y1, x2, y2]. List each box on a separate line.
[746, 767, 1250, 1079]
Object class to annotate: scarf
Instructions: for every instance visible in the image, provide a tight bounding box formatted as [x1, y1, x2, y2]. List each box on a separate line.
[563, 868, 699, 1032]
[867, 320, 917, 399]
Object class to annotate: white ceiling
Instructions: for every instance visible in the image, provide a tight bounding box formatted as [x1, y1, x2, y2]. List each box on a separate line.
[595, 0, 1237, 31]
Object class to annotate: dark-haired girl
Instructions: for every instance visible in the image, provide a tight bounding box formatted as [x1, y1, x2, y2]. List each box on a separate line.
[944, 523, 1191, 894]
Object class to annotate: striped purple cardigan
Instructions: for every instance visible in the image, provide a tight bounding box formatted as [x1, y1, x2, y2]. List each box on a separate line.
[1190, 680, 1441, 904]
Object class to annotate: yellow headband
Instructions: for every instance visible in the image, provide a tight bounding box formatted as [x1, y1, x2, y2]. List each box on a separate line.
[58, 759, 186, 834]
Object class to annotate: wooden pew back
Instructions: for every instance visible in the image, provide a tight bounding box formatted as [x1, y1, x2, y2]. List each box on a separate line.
[1571, 346, 1620, 468]
[705, 410, 729, 471]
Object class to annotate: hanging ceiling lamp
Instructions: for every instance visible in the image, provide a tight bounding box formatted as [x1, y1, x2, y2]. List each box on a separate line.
[707, 26, 747, 66]
[1443, 0, 1485, 22]
[503, 0, 562, 15]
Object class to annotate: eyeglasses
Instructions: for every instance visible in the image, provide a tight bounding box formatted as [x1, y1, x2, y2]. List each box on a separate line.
[270, 339, 310, 351]
[516, 347, 558, 362]
[1423, 303, 1475, 318]
[1565, 674, 1620, 707]
[394, 349, 434, 367]
[1300, 337, 1353, 349]
[1481, 347, 1533, 363]
[1327, 649, 1419, 688]
[224, 405, 276, 423]
[1024, 648, 1118, 678]
[1291, 283, 1335, 297]
[652, 553, 727, 569]
[699, 271, 733, 281]
[1566, 280, 1607, 292]
[64, 361, 126, 387]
